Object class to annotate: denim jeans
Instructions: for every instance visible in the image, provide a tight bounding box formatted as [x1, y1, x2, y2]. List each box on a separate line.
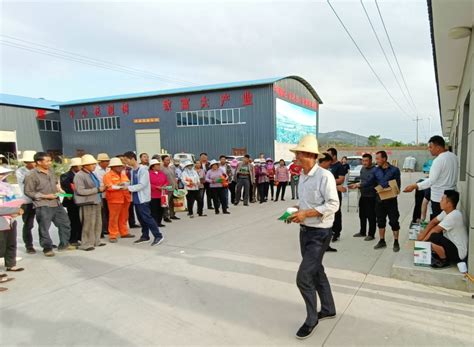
[135, 202, 162, 240]
[296, 225, 336, 326]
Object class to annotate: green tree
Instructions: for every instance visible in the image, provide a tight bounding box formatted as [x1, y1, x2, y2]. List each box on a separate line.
[368, 135, 381, 147]
[389, 141, 404, 147]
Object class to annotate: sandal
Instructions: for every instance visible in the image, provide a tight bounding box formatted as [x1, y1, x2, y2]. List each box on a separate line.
[0, 277, 14, 283]
[0, 274, 7, 278]
[0, 287, 8, 292]
[6, 267, 24, 272]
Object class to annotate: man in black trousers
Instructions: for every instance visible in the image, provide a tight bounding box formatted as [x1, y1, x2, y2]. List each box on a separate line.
[327, 148, 348, 242]
[349, 153, 377, 241]
[60, 158, 83, 245]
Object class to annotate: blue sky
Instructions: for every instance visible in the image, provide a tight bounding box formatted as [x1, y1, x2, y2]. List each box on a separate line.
[1, 0, 441, 143]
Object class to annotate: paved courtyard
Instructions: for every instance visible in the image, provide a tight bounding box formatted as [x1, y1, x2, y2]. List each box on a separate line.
[1, 172, 473, 346]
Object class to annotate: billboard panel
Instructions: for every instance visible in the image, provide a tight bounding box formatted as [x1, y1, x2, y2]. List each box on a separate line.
[274, 98, 317, 160]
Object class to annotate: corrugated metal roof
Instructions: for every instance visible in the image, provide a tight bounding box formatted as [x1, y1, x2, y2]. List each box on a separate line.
[0, 93, 60, 110]
[57, 75, 323, 106]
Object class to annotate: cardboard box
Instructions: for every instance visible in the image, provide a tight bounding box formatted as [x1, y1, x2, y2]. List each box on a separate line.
[414, 241, 431, 266]
[375, 179, 400, 200]
[409, 224, 421, 240]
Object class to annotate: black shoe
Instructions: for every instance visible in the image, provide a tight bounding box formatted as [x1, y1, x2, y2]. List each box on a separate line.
[26, 247, 36, 254]
[353, 233, 366, 238]
[121, 234, 135, 238]
[164, 218, 172, 223]
[170, 216, 180, 220]
[102, 231, 109, 235]
[223, 211, 231, 214]
[364, 235, 375, 241]
[198, 213, 207, 217]
[374, 240, 387, 250]
[281, 198, 285, 201]
[233, 203, 238, 206]
[215, 211, 220, 215]
[129, 224, 141, 228]
[134, 238, 150, 244]
[243, 203, 249, 206]
[151, 237, 164, 246]
[431, 258, 451, 269]
[188, 214, 194, 218]
[326, 246, 338, 252]
[318, 312, 336, 321]
[332, 235, 339, 242]
[296, 323, 317, 340]
[158, 224, 166, 227]
[393, 241, 400, 252]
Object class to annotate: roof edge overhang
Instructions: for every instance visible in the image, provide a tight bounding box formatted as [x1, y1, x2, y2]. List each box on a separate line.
[56, 75, 323, 107]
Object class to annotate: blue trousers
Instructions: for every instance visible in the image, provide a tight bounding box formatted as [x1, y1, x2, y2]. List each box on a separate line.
[135, 202, 162, 240]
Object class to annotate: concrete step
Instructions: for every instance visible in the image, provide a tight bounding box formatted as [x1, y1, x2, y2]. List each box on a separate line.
[391, 239, 470, 292]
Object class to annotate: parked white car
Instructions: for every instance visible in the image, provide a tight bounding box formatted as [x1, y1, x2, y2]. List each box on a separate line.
[347, 156, 363, 182]
[173, 152, 196, 165]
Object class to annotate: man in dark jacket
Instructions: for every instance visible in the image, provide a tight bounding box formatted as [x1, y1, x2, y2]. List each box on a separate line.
[349, 153, 377, 241]
[60, 157, 82, 246]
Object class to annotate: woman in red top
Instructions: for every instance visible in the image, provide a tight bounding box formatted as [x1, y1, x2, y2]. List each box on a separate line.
[149, 159, 169, 227]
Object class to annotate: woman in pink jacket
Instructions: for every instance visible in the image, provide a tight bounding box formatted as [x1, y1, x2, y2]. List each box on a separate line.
[274, 159, 290, 201]
[149, 159, 169, 227]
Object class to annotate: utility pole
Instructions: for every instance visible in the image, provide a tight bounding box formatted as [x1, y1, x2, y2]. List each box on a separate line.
[413, 116, 422, 145]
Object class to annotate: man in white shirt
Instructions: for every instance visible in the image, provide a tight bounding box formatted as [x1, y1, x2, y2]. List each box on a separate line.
[404, 136, 458, 220]
[95, 153, 110, 237]
[287, 135, 339, 340]
[417, 190, 468, 268]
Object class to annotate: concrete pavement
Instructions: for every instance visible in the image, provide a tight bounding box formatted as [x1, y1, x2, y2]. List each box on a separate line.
[1, 172, 473, 346]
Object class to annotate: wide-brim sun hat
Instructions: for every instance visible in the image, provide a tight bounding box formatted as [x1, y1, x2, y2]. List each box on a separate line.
[149, 159, 161, 167]
[97, 153, 110, 161]
[266, 157, 273, 162]
[290, 134, 320, 155]
[81, 154, 98, 166]
[69, 157, 82, 168]
[182, 159, 193, 168]
[109, 157, 124, 167]
[230, 159, 239, 168]
[0, 167, 14, 175]
[20, 150, 36, 163]
[209, 159, 219, 167]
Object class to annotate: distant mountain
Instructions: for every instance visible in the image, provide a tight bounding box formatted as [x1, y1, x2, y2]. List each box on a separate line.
[318, 131, 395, 146]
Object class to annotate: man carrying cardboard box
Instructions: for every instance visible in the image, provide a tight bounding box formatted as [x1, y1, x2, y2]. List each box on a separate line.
[416, 190, 468, 268]
[370, 151, 401, 252]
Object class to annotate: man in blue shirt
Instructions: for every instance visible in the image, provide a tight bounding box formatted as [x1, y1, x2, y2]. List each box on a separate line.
[372, 151, 401, 252]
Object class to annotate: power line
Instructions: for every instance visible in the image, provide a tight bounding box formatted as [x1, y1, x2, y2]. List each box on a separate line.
[374, 0, 419, 116]
[360, 0, 416, 115]
[0, 34, 195, 86]
[326, 0, 413, 120]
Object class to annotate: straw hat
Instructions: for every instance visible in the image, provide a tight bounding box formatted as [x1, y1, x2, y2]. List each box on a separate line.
[69, 157, 82, 168]
[81, 154, 98, 166]
[209, 159, 219, 168]
[108, 157, 124, 168]
[96, 153, 110, 161]
[0, 167, 14, 175]
[290, 135, 320, 155]
[20, 150, 36, 163]
[149, 159, 161, 167]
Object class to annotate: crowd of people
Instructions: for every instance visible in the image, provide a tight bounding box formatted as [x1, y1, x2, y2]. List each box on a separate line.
[0, 135, 469, 298]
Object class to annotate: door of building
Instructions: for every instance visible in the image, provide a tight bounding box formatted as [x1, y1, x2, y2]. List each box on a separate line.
[135, 129, 161, 156]
[232, 147, 247, 156]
